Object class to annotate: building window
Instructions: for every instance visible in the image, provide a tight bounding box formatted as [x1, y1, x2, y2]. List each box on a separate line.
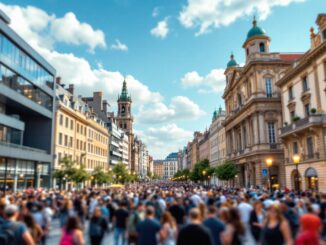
[64, 135, 68, 147]
[259, 42, 265, 52]
[246, 48, 249, 56]
[293, 142, 299, 154]
[70, 120, 73, 130]
[288, 86, 294, 100]
[323, 29, 326, 41]
[268, 122, 276, 144]
[77, 123, 79, 133]
[70, 136, 73, 147]
[265, 78, 273, 98]
[59, 133, 62, 145]
[65, 117, 69, 128]
[290, 111, 295, 122]
[302, 76, 309, 92]
[304, 103, 310, 117]
[237, 94, 242, 107]
[306, 137, 314, 158]
[59, 114, 63, 125]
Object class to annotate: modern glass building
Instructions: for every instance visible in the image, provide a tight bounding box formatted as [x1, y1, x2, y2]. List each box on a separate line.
[0, 10, 56, 190]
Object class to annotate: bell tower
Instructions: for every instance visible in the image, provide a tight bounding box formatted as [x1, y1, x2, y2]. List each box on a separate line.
[117, 79, 133, 134]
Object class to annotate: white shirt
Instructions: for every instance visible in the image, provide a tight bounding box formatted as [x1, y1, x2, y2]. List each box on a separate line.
[238, 202, 253, 224]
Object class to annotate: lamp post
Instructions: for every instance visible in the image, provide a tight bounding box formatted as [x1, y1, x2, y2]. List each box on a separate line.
[266, 158, 273, 193]
[292, 154, 301, 192]
[202, 170, 206, 185]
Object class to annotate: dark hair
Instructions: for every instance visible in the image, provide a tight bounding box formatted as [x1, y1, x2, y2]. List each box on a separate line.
[146, 206, 155, 216]
[23, 214, 37, 229]
[228, 208, 245, 235]
[207, 205, 217, 214]
[66, 216, 81, 232]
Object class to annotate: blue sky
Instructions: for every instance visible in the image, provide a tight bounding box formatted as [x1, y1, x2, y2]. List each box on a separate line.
[1, 0, 324, 158]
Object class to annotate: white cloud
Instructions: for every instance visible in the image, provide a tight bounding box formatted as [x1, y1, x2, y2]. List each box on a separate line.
[150, 18, 169, 39]
[51, 12, 106, 51]
[111, 39, 128, 51]
[181, 68, 226, 93]
[0, 3, 106, 51]
[137, 96, 206, 124]
[179, 0, 305, 35]
[136, 124, 193, 158]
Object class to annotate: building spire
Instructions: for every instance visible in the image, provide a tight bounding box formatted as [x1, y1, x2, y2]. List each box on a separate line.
[253, 16, 257, 27]
[119, 78, 131, 101]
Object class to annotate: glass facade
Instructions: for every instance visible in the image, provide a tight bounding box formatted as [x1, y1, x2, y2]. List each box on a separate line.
[0, 32, 54, 90]
[0, 124, 22, 144]
[0, 64, 53, 111]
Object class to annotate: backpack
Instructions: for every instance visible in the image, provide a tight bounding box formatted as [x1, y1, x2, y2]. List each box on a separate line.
[0, 222, 19, 245]
[60, 230, 75, 245]
[89, 219, 103, 237]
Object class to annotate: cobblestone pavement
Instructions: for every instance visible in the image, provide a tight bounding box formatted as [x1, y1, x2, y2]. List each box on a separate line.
[47, 219, 113, 245]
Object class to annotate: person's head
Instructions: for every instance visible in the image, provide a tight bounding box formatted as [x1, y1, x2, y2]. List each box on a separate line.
[161, 211, 176, 227]
[266, 204, 284, 223]
[207, 205, 217, 217]
[145, 205, 155, 218]
[4, 204, 19, 221]
[219, 207, 230, 222]
[228, 207, 245, 235]
[299, 213, 321, 233]
[137, 202, 144, 212]
[23, 213, 36, 228]
[189, 208, 201, 224]
[93, 206, 102, 218]
[66, 216, 81, 232]
[253, 200, 263, 212]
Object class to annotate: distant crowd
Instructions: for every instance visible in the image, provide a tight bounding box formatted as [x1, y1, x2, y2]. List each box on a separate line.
[0, 182, 325, 244]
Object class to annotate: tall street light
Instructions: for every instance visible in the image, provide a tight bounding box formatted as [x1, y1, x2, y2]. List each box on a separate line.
[266, 158, 273, 193]
[202, 170, 206, 185]
[292, 154, 301, 192]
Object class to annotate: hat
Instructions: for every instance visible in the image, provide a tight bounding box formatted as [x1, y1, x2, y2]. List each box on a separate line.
[4, 204, 18, 216]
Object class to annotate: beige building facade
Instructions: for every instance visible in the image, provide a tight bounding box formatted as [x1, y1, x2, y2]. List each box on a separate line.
[277, 14, 326, 192]
[223, 18, 302, 188]
[54, 83, 109, 175]
[198, 130, 210, 161]
[209, 108, 226, 167]
[153, 160, 164, 179]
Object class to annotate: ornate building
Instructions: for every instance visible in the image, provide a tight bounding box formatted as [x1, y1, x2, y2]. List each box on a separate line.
[223, 18, 303, 188]
[276, 14, 326, 192]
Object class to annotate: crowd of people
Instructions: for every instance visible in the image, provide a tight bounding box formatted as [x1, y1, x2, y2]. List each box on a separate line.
[0, 181, 325, 245]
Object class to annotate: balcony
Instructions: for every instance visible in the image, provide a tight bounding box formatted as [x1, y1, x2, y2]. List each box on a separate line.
[0, 141, 51, 162]
[280, 114, 326, 137]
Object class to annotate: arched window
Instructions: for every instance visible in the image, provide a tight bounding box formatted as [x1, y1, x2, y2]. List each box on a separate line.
[259, 42, 265, 52]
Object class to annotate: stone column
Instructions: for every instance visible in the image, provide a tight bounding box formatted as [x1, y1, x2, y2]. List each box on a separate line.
[259, 112, 266, 144]
[253, 113, 259, 145]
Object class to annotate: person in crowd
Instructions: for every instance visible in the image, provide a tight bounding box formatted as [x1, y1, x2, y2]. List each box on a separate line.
[0, 204, 35, 245]
[59, 216, 84, 245]
[127, 202, 144, 244]
[260, 204, 293, 245]
[177, 208, 213, 245]
[113, 201, 129, 245]
[160, 211, 177, 245]
[221, 207, 245, 245]
[23, 213, 43, 244]
[203, 205, 225, 245]
[136, 205, 161, 245]
[89, 206, 108, 245]
[295, 213, 322, 245]
[169, 198, 186, 228]
[249, 200, 265, 242]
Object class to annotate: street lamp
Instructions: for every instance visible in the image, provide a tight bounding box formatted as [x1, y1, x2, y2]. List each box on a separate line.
[292, 154, 301, 192]
[266, 158, 273, 193]
[202, 170, 206, 185]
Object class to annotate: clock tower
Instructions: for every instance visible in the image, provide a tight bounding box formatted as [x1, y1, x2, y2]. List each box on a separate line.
[116, 79, 133, 134]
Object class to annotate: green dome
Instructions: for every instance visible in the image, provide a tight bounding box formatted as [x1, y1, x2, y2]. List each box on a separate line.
[246, 17, 266, 39]
[226, 53, 238, 68]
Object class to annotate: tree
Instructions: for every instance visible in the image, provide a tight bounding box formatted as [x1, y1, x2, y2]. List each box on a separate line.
[92, 166, 113, 184]
[113, 162, 129, 183]
[215, 161, 238, 181]
[53, 157, 76, 189]
[71, 165, 89, 185]
[190, 159, 211, 182]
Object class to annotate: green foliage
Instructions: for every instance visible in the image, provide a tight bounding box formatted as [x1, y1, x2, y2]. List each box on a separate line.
[190, 159, 213, 182]
[215, 161, 238, 181]
[113, 162, 129, 183]
[71, 164, 89, 184]
[90, 166, 113, 184]
[173, 169, 191, 181]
